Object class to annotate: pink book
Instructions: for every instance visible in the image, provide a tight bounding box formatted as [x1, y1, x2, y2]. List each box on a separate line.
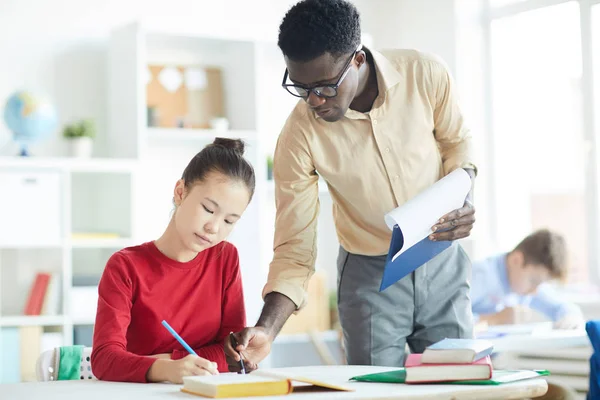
[404, 354, 493, 383]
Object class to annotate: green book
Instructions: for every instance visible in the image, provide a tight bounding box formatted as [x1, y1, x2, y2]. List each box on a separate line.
[350, 369, 549, 385]
[350, 369, 408, 384]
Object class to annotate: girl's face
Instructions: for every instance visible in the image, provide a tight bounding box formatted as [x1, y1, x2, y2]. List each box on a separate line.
[173, 171, 251, 253]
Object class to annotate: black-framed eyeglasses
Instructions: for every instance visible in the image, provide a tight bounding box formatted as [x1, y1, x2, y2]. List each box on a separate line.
[281, 44, 362, 99]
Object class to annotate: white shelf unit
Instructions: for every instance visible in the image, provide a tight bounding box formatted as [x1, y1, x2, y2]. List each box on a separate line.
[0, 315, 67, 328]
[0, 158, 138, 349]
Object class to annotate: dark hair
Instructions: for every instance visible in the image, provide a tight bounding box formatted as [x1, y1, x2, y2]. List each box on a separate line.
[181, 138, 256, 201]
[514, 229, 568, 279]
[278, 0, 361, 62]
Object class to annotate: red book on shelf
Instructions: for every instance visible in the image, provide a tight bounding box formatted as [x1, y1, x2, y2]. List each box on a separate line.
[24, 272, 52, 315]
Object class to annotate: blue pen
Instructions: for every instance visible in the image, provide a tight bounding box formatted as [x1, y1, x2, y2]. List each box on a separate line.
[161, 320, 198, 356]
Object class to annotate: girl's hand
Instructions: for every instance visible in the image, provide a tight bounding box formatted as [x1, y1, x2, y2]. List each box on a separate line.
[147, 354, 218, 384]
[167, 354, 218, 384]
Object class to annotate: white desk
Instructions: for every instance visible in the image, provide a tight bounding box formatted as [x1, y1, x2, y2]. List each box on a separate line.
[0, 365, 547, 400]
[482, 324, 590, 353]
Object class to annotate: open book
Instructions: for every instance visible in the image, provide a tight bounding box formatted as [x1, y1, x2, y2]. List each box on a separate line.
[181, 369, 354, 398]
[380, 168, 471, 291]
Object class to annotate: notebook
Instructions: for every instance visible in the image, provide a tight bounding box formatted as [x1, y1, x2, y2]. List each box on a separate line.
[403, 354, 493, 383]
[421, 338, 494, 364]
[349, 368, 549, 385]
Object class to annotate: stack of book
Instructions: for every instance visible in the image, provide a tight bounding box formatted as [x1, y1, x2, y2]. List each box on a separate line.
[351, 338, 549, 385]
[403, 338, 494, 383]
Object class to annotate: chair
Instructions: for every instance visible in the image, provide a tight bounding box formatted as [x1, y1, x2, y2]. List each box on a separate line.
[36, 345, 96, 381]
[586, 320, 600, 400]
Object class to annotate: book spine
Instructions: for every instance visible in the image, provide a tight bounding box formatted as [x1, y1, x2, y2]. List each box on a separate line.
[24, 273, 51, 316]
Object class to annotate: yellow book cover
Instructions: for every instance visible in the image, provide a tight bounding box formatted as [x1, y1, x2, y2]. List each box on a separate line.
[181, 374, 293, 398]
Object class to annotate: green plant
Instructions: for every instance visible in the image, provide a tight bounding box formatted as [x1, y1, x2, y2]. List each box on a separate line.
[63, 119, 96, 139]
[266, 155, 274, 180]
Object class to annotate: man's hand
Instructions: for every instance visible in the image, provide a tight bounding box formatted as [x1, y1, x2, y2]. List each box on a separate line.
[430, 168, 476, 241]
[225, 327, 272, 373]
[225, 292, 297, 373]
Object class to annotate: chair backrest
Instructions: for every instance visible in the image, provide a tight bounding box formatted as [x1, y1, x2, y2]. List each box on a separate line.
[586, 321, 599, 400]
[36, 346, 95, 381]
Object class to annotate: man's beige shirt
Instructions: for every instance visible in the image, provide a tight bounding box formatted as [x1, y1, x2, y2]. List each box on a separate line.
[264, 48, 477, 308]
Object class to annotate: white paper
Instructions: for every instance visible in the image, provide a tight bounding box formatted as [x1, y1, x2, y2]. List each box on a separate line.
[384, 168, 471, 262]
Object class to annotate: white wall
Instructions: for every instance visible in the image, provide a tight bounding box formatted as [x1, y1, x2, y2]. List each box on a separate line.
[361, 0, 458, 74]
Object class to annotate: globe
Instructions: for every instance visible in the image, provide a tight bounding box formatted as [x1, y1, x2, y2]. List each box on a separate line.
[3, 91, 58, 156]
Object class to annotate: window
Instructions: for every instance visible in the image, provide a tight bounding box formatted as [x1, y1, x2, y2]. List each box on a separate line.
[489, 2, 589, 282]
[594, 5, 600, 143]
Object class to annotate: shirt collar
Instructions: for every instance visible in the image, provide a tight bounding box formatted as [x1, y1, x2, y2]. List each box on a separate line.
[369, 47, 402, 93]
[313, 47, 402, 120]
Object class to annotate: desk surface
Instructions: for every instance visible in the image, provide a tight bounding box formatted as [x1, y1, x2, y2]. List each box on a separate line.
[1, 365, 547, 400]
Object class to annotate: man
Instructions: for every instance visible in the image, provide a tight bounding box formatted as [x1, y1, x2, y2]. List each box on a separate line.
[225, 0, 477, 370]
[472, 229, 584, 329]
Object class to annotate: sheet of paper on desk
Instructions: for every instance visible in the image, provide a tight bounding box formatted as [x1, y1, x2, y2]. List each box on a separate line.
[380, 168, 471, 291]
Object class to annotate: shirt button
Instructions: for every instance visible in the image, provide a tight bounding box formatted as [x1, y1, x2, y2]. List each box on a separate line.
[385, 147, 390, 153]
[394, 175, 400, 180]
[373, 119, 378, 125]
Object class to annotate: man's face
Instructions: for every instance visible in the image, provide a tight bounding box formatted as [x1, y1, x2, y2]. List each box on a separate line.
[284, 51, 360, 122]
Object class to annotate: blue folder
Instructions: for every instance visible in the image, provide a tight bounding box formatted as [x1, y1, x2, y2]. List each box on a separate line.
[379, 225, 453, 291]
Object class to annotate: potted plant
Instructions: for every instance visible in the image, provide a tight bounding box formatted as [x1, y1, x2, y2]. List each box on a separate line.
[266, 155, 274, 180]
[63, 119, 95, 158]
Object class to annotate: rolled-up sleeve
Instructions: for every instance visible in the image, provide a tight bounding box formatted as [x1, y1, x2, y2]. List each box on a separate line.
[262, 121, 319, 310]
[429, 57, 477, 175]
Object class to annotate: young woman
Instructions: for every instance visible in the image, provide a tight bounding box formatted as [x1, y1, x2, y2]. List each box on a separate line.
[91, 138, 255, 384]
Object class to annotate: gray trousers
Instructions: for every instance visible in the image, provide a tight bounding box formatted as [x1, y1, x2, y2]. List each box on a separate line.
[337, 242, 473, 367]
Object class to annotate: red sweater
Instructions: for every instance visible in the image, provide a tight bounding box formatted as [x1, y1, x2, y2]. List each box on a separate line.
[91, 241, 246, 382]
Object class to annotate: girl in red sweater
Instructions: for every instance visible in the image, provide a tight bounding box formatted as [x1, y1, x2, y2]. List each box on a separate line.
[91, 138, 255, 383]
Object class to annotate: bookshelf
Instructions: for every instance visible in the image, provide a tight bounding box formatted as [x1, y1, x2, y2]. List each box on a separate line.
[0, 158, 137, 349]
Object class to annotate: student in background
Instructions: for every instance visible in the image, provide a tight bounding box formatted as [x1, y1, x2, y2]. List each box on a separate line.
[471, 229, 584, 329]
[91, 138, 255, 384]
